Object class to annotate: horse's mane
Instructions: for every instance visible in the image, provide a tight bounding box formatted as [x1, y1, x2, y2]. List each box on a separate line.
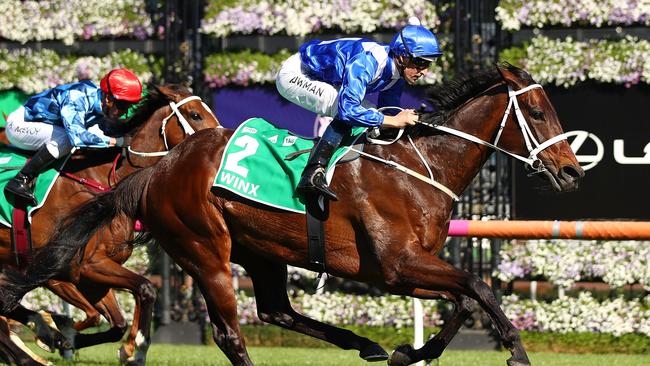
[109, 84, 192, 137]
[410, 63, 533, 136]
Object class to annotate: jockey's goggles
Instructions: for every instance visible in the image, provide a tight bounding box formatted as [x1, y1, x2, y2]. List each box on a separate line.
[409, 57, 433, 69]
[399, 30, 434, 69]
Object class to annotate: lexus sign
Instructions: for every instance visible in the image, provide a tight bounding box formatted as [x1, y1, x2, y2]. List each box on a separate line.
[513, 84, 650, 220]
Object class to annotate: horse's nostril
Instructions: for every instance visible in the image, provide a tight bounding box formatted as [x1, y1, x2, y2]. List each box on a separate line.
[562, 165, 584, 180]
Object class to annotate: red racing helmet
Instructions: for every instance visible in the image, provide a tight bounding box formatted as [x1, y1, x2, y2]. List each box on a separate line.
[100, 68, 143, 103]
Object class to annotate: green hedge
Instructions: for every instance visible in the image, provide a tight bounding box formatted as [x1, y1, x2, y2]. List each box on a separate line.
[520, 331, 650, 354]
[207, 325, 650, 354]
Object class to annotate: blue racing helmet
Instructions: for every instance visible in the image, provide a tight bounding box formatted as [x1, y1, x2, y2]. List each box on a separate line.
[389, 25, 442, 63]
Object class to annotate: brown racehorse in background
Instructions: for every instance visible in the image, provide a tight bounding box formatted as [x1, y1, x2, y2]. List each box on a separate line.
[0, 84, 219, 366]
[3, 64, 584, 366]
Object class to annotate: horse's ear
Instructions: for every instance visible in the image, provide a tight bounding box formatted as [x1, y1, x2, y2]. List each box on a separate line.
[156, 84, 183, 102]
[496, 61, 523, 88]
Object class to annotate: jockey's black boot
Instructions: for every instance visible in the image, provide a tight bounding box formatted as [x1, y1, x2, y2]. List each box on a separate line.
[4, 146, 57, 206]
[297, 120, 348, 201]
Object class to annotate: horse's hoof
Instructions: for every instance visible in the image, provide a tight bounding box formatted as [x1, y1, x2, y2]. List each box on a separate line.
[388, 344, 415, 366]
[35, 339, 52, 353]
[118, 346, 131, 365]
[58, 338, 73, 350]
[359, 343, 388, 361]
[124, 360, 144, 366]
[507, 357, 531, 366]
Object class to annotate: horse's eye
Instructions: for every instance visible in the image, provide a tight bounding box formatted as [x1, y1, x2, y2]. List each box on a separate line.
[190, 112, 201, 120]
[530, 110, 545, 120]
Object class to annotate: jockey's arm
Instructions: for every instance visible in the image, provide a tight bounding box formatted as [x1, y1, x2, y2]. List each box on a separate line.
[337, 55, 385, 127]
[60, 95, 112, 148]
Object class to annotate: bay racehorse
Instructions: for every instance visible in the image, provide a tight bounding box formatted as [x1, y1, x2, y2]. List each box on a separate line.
[3, 64, 583, 366]
[0, 84, 219, 366]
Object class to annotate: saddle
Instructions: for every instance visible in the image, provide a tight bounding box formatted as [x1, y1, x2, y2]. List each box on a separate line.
[212, 118, 399, 274]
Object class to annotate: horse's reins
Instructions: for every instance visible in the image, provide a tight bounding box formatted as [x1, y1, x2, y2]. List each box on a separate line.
[352, 84, 572, 201]
[126, 95, 213, 157]
[422, 84, 571, 170]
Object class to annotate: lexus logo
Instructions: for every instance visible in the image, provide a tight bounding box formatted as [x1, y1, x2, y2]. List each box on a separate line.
[566, 130, 604, 171]
[566, 130, 650, 171]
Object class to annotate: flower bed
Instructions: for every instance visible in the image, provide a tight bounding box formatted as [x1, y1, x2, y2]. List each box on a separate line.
[235, 290, 650, 338]
[201, 0, 442, 37]
[0, 0, 154, 45]
[0, 48, 156, 94]
[495, 239, 650, 289]
[503, 293, 650, 337]
[496, 0, 650, 30]
[500, 36, 650, 87]
[237, 290, 444, 329]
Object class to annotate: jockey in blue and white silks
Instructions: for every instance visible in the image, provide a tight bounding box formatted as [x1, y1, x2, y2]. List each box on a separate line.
[21, 80, 115, 149]
[4, 68, 142, 206]
[276, 23, 443, 201]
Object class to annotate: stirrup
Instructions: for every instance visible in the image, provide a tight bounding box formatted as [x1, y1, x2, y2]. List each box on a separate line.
[4, 174, 37, 206]
[298, 169, 338, 201]
[5, 184, 38, 207]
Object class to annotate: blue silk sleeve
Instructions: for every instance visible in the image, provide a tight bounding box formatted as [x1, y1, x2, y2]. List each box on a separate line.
[337, 54, 385, 127]
[60, 91, 111, 147]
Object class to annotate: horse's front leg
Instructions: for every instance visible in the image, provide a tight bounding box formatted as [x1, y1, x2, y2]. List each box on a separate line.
[384, 288, 476, 366]
[193, 261, 253, 366]
[0, 315, 45, 366]
[47, 281, 129, 350]
[381, 253, 530, 366]
[4, 304, 72, 353]
[79, 259, 156, 366]
[233, 246, 388, 362]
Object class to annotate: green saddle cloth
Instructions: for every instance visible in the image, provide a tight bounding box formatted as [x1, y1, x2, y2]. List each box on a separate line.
[213, 118, 364, 213]
[0, 147, 68, 227]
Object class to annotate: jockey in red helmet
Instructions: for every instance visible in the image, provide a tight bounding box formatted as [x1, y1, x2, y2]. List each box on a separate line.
[4, 68, 143, 206]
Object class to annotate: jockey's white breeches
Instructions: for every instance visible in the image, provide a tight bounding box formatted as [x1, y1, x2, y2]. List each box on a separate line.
[6, 106, 73, 158]
[276, 53, 341, 118]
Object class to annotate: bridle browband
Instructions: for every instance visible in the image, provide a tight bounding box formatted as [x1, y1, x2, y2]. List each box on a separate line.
[127, 95, 216, 157]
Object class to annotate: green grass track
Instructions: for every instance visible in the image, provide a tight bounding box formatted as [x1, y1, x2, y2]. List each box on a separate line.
[25, 343, 650, 366]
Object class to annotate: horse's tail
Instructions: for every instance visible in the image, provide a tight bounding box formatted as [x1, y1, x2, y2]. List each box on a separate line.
[0, 166, 155, 313]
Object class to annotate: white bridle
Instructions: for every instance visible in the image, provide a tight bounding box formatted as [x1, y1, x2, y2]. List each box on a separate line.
[127, 95, 217, 157]
[431, 84, 571, 171]
[356, 83, 572, 201]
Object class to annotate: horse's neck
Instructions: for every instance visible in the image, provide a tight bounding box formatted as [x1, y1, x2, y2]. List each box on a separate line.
[416, 92, 508, 197]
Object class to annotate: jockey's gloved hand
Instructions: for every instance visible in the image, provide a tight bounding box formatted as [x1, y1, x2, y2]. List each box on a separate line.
[368, 127, 381, 138]
[114, 136, 132, 147]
